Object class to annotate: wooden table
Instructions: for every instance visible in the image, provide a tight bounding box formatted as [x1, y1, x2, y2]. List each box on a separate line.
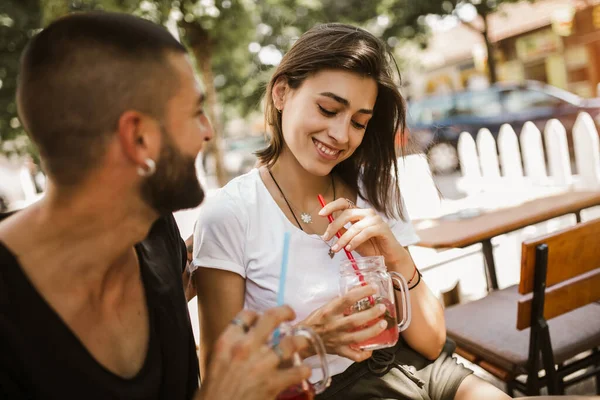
[415, 190, 600, 291]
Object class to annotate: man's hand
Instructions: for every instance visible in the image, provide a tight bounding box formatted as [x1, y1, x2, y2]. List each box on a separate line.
[195, 306, 311, 400]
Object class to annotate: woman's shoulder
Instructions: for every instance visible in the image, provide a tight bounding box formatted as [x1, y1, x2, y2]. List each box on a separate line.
[207, 169, 261, 202]
[197, 169, 263, 222]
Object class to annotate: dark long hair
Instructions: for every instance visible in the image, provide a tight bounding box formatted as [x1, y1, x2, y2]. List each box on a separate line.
[257, 23, 407, 219]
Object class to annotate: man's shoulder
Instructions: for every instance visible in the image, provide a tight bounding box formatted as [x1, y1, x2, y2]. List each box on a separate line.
[148, 213, 178, 237]
[139, 213, 187, 274]
[143, 214, 183, 256]
[0, 237, 26, 325]
[0, 211, 23, 283]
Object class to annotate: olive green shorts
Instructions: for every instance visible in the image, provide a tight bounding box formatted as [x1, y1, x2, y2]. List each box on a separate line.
[316, 338, 473, 400]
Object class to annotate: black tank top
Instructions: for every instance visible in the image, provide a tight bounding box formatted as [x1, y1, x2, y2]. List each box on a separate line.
[0, 212, 199, 399]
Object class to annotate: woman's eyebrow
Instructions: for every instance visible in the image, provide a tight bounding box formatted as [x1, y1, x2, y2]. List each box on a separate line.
[319, 92, 373, 115]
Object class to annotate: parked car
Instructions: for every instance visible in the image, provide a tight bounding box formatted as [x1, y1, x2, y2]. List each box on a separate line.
[406, 81, 600, 174]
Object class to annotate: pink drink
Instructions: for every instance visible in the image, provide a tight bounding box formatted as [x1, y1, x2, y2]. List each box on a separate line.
[276, 383, 315, 400]
[346, 297, 399, 351]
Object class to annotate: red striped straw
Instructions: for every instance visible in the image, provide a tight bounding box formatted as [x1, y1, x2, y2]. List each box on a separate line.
[318, 194, 374, 306]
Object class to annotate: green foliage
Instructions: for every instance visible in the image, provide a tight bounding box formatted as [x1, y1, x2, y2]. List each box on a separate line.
[178, 0, 260, 119]
[0, 0, 40, 155]
[214, 0, 386, 118]
[0, 0, 143, 157]
[41, 0, 142, 23]
[2, 0, 456, 157]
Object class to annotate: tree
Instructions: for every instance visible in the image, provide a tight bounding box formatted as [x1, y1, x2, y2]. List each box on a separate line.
[142, 0, 391, 185]
[236, 0, 385, 113]
[0, 0, 143, 158]
[0, 0, 41, 157]
[382, 0, 535, 84]
[1, 0, 401, 174]
[174, 0, 258, 186]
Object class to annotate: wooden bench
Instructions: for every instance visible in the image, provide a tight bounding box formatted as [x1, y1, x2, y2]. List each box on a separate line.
[444, 218, 600, 396]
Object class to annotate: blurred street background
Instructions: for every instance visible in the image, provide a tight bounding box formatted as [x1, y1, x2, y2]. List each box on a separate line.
[2, 0, 600, 201]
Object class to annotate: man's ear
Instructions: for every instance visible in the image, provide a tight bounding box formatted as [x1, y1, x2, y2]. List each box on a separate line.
[116, 111, 161, 167]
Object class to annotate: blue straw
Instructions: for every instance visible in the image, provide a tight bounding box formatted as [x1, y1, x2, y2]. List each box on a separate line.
[277, 231, 291, 306]
[273, 232, 291, 344]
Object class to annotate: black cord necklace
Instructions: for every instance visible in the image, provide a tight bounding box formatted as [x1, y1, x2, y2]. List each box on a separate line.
[268, 168, 337, 259]
[267, 168, 335, 231]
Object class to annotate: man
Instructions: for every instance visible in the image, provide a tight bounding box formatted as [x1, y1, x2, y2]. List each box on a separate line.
[0, 12, 309, 399]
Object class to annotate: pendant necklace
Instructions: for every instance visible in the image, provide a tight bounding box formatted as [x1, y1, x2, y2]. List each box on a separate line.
[299, 181, 333, 224]
[268, 168, 337, 259]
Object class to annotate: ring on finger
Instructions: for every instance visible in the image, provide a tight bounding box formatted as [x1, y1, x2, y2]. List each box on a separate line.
[345, 198, 356, 209]
[230, 316, 251, 333]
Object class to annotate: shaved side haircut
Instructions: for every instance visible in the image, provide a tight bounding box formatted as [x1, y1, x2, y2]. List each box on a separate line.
[17, 12, 187, 185]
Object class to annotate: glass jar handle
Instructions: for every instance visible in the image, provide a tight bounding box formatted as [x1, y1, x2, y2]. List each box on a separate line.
[291, 326, 331, 394]
[389, 272, 412, 332]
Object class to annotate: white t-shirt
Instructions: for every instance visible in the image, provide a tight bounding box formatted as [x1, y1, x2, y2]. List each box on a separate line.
[192, 168, 420, 378]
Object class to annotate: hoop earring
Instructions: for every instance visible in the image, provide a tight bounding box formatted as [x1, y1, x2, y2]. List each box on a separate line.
[137, 158, 156, 177]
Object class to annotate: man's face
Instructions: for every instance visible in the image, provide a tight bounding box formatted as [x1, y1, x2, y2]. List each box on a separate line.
[141, 54, 213, 215]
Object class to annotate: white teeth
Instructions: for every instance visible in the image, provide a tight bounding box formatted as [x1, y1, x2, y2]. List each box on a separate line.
[315, 140, 339, 156]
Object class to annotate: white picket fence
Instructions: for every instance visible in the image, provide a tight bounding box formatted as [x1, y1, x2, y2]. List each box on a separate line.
[457, 112, 600, 194]
[398, 113, 600, 298]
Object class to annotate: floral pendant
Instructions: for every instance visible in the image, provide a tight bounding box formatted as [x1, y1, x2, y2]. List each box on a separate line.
[300, 212, 313, 224]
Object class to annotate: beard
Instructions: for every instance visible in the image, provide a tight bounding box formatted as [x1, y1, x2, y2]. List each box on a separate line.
[140, 128, 205, 215]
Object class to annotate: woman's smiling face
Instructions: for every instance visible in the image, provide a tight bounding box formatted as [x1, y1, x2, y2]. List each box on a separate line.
[273, 69, 378, 176]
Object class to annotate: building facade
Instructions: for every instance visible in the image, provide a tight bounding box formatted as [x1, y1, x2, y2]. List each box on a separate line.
[409, 0, 600, 99]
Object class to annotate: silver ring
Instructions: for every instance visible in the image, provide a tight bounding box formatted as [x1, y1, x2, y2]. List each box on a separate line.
[230, 317, 251, 333]
[272, 343, 285, 363]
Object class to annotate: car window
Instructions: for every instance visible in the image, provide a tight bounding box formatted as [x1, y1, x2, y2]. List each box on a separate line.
[410, 96, 454, 124]
[453, 90, 502, 118]
[503, 89, 563, 113]
[452, 93, 472, 117]
[407, 102, 422, 125]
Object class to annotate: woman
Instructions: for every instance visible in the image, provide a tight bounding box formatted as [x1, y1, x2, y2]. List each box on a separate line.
[192, 23, 510, 400]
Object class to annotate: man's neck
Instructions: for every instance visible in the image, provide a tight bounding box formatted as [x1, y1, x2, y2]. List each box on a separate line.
[0, 179, 158, 297]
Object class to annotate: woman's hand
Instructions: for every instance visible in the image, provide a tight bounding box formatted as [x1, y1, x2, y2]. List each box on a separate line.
[299, 285, 388, 362]
[196, 306, 311, 400]
[320, 200, 447, 360]
[320, 198, 408, 266]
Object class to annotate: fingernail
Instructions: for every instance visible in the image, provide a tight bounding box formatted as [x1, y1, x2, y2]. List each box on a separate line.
[331, 244, 340, 252]
[321, 234, 328, 241]
[345, 245, 352, 251]
[318, 209, 325, 216]
[378, 304, 386, 312]
[379, 320, 388, 328]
